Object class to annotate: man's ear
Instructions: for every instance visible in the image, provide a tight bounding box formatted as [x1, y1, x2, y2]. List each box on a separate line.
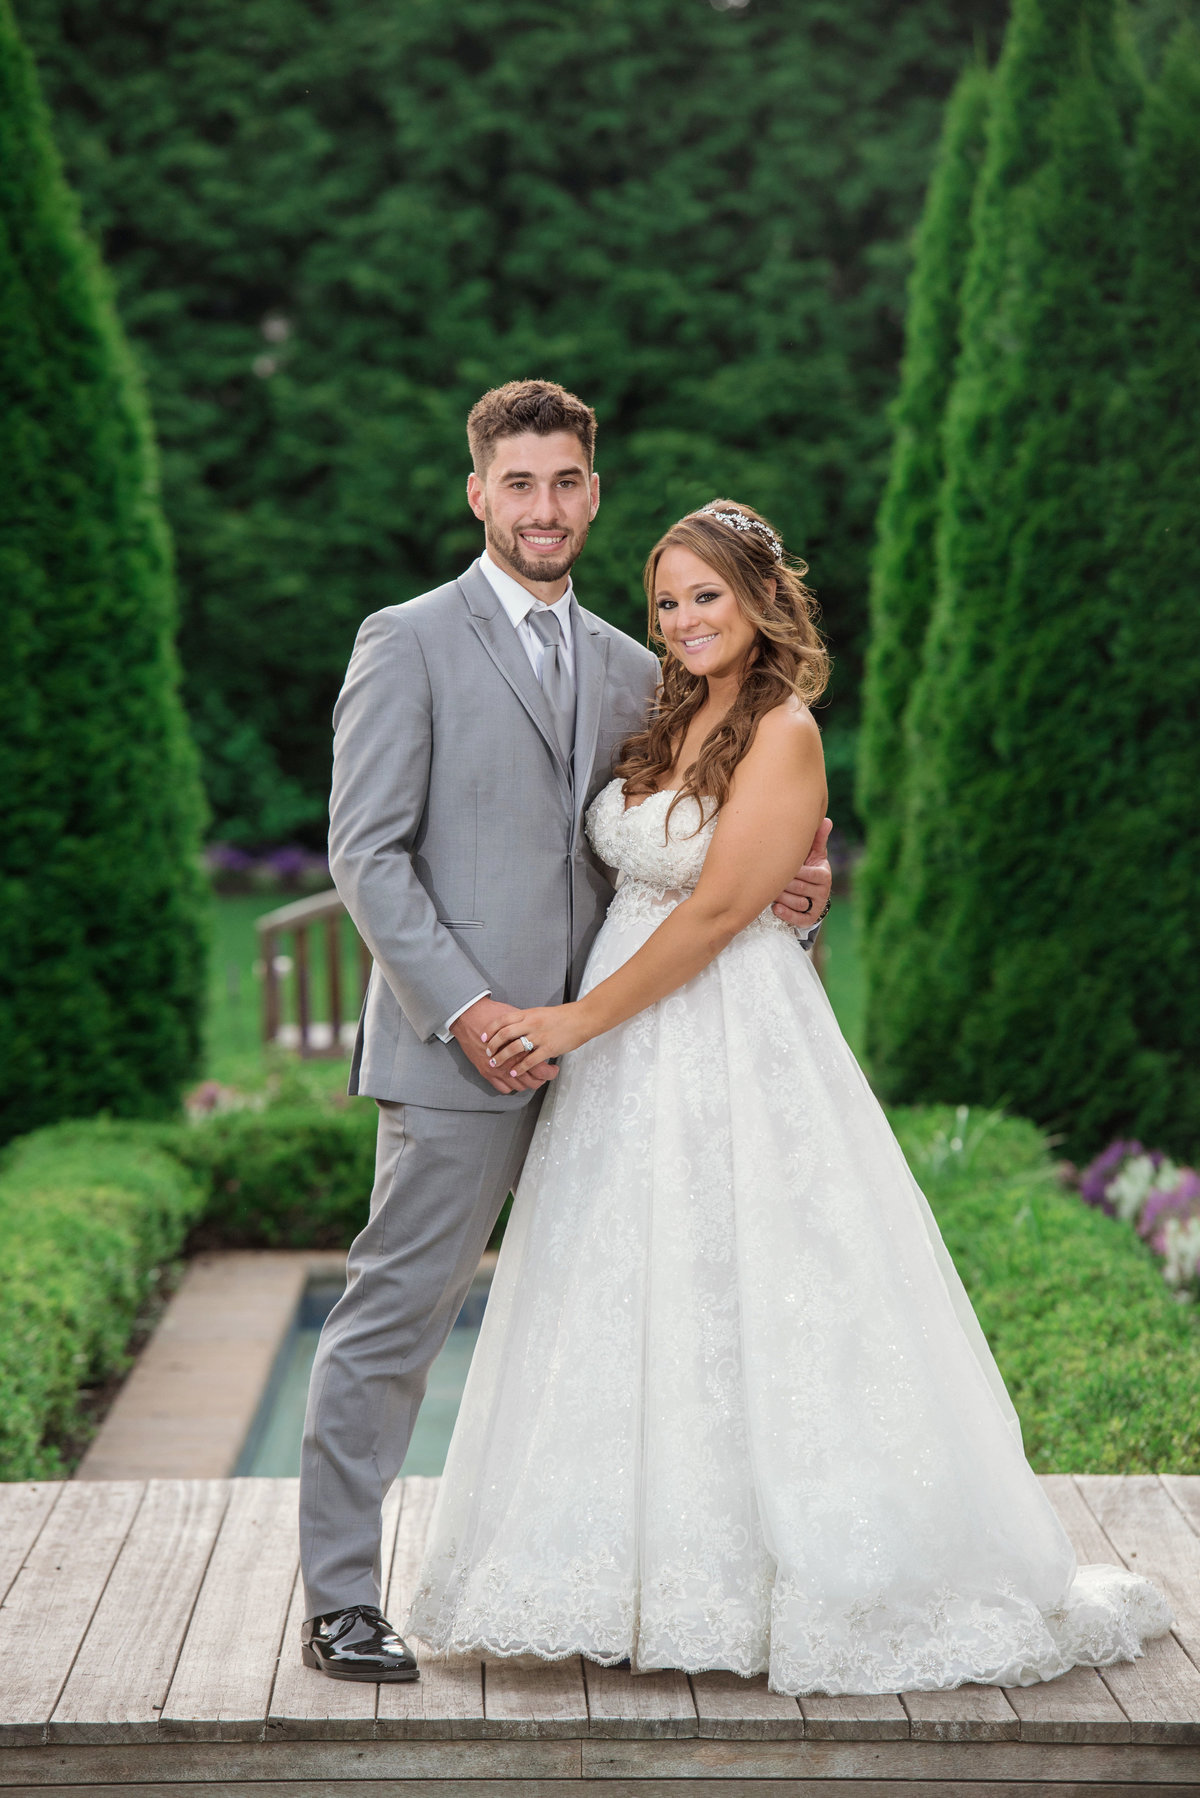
[589, 471, 600, 521]
[466, 470, 486, 523]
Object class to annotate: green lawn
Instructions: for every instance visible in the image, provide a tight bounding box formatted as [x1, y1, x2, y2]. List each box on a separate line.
[205, 887, 867, 1089]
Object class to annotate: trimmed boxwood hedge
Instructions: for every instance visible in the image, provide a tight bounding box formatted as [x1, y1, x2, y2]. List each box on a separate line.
[0, 1120, 206, 1479]
[4, 1098, 1200, 1480]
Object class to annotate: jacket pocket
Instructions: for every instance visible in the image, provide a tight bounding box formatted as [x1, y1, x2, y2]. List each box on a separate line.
[441, 919, 484, 929]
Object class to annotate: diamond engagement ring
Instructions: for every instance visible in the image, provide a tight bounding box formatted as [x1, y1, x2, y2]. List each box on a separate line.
[519, 1035, 535, 1054]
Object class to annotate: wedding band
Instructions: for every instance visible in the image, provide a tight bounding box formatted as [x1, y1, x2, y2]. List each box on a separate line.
[520, 1035, 535, 1054]
[798, 895, 813, 915]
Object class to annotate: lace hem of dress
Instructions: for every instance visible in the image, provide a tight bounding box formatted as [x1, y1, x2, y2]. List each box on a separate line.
[407, 1561, 1171, 1695]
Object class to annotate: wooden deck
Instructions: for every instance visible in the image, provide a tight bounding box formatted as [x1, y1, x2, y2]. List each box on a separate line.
[3, 1475, 1200, 1793]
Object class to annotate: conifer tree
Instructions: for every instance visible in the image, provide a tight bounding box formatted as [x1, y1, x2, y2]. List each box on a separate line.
[856, 64, 990, 958]
[1102, 26, 1200, 1153]
[0, 0, 207, 1141]
[864, 0, 1144, 1153]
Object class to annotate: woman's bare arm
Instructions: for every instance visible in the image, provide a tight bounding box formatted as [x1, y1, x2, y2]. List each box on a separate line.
[485, 702, 827, 1073]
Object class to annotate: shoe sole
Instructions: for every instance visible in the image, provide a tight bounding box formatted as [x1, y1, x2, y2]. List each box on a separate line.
[301, 1645, 420, 1682]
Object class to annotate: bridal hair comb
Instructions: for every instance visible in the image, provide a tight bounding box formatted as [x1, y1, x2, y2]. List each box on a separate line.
[696, 505, 784, 563]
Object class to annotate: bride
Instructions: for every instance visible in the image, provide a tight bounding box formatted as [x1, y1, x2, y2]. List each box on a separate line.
[406, 500, 1169, 1693]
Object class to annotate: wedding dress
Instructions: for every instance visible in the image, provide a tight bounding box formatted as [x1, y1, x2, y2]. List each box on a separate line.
[407, 779, 1170, 1693]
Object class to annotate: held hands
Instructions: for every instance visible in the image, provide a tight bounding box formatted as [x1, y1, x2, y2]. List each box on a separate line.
[773, 816, 832, 927]
[450, 997, 560, 1094]
[483, 1002, 593, 1081]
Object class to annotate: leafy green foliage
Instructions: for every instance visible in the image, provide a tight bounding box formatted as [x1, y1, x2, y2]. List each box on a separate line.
[1102, 25, 1200, 1155]
[19, 0, 1013, 841]
[855, 63, 990, 948]
[0, 0, 208, 1141]
[898, 1106, 1200, 1471]
[862, 0, 1159, 1157]
[175, 1099, 377, 1250]
[0, 1121, 205, 1478]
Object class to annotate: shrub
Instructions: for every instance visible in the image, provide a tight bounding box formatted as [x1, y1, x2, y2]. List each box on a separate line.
[865, 0, 1147, 1157]
[897, 1105, 1200, 1472]
[0, 1120, 206, 1479]
[0, 0, 208, 1143]
[855, 62, 990, 947]
[173, 1100, 378, 1250]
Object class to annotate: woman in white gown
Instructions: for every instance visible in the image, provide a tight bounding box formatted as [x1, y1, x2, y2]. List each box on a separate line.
[407, 501, 1169, 1694]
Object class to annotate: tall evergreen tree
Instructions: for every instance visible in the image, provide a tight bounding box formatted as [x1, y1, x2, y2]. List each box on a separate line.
[855, 63, 990, 956]
[0, 0, 207, 1142]
[863, 0, 1145, 1154]
[1103, 25, 1200, 1153]
[19, 0, 1012, 842]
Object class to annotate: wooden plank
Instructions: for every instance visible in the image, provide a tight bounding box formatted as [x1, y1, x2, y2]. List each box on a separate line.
[798, 1690, 908, 1739]
[583, 1660, 697, 1738]
[50, 1479, 230, 1744]
[0, 1736, 583, 1784]
[1100, 1631, 1200, 1745]
[689, 1669, 804, 1739]
[4, 1783, 1200, 1798]
[377, 1476, 485, 1738]
[1073, 1473, 1200, 1739]
[1003, 1663, 1130, 1743]
[1162, 1474, 1200, 1540]
[0, 1480, 143, 1746]
[1078, 1475, 1200, 1634]
[483, 1654, 588, 1737]
[582, 1731, 1200, 1780]
[1042, 1472, 1120, 1563]
[0, 1482, 61, 1604]
[160, 1476, 298, 1740]
[901, 1683, 1019, 1741]
[266, 1479, 403, 1738]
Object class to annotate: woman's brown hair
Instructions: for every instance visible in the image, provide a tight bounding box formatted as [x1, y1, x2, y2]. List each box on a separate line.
[615, 501, 830, 829]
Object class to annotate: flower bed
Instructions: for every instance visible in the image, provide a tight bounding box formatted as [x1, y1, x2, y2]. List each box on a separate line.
[1075, 1141, 1200, 1296]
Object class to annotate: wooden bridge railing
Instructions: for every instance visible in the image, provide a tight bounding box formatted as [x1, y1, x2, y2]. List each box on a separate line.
[255, 889, 371, 1057]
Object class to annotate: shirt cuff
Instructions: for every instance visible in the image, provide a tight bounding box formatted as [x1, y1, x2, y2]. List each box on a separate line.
[438, 991, 491, 1043]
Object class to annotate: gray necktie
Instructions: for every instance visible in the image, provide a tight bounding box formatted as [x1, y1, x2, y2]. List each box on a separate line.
[527, 606, 576, 770]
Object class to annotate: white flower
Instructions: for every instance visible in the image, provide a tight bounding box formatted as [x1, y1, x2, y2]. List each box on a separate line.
[1161, 1215, 1200, 1291]
[1107, 1154, 1161, 1222]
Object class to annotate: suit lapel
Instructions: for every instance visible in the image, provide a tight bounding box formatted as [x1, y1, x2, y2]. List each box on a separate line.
[458, 563, 572, 798]
[570, 602, 609, 832]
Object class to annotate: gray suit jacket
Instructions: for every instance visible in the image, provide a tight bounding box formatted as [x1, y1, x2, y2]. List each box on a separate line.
[330, 559, 660, 1110]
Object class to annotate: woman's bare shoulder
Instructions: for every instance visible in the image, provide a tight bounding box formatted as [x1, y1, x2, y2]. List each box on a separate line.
[749, 697, 823, 763]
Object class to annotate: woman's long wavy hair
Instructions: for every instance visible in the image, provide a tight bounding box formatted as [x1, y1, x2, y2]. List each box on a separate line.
[615, 500, 829, 829]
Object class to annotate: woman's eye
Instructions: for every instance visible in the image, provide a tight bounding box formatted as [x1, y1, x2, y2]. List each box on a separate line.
[696, 591, 720, 604]
[657, 599, 676, 612]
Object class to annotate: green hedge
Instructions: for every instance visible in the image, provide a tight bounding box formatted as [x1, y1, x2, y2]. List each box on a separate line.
[172, 1101, 377, 1250]
[899, 1105, 1200, 1472]
[0, 1121, 206, 1479]
[5, 1097, 1200, 1479]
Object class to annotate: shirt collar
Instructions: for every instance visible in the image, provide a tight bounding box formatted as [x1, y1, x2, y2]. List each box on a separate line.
[480, 550, 574, 631]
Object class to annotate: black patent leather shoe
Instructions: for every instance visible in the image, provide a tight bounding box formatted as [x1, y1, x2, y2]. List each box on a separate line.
[301, 1605, 420, 1682]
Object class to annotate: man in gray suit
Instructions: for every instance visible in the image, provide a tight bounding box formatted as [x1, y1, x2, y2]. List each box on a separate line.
[299, 380, 832, 1682]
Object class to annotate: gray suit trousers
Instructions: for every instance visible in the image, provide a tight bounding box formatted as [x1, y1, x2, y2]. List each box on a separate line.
[299, 1097, 543, 1619]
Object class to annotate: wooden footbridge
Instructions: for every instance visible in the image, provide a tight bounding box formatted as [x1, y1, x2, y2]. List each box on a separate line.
[3, 1473, 1200, 1793]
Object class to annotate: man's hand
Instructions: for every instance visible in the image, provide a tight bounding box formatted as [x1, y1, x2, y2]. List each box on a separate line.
[450, 997, 560, 1095]
[772, 816, 833, 927]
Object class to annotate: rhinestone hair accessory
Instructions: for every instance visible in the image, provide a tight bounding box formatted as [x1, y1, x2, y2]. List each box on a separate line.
[696, 505, 784, 563]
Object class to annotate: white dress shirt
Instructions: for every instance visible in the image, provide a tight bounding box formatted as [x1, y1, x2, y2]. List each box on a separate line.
[439, 554, 578, 1041]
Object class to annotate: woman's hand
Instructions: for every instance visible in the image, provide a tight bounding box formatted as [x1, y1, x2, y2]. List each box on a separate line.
[483, 1003, 594, 1077]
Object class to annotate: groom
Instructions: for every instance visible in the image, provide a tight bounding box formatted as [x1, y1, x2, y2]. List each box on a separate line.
[298, 379, 833, 1681]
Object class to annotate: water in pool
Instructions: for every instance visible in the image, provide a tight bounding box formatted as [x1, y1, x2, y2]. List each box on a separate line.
[239, 1269, 490, 1477]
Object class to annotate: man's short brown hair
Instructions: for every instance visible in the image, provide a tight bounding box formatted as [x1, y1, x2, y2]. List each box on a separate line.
[467, 379, 597, 475]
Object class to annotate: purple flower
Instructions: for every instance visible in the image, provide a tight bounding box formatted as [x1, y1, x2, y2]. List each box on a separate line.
[1138, 1170, 1200, 1248]
[206, 842, 255, 873]
[1079, 1140, 1145, 1214]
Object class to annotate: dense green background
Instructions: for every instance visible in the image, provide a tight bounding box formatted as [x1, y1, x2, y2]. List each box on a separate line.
[19, 0, 1026, 842]
[856, 0, 1200, 1160]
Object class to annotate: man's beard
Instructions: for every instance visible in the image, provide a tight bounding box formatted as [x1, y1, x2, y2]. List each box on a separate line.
[485, 506, 589, 586]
